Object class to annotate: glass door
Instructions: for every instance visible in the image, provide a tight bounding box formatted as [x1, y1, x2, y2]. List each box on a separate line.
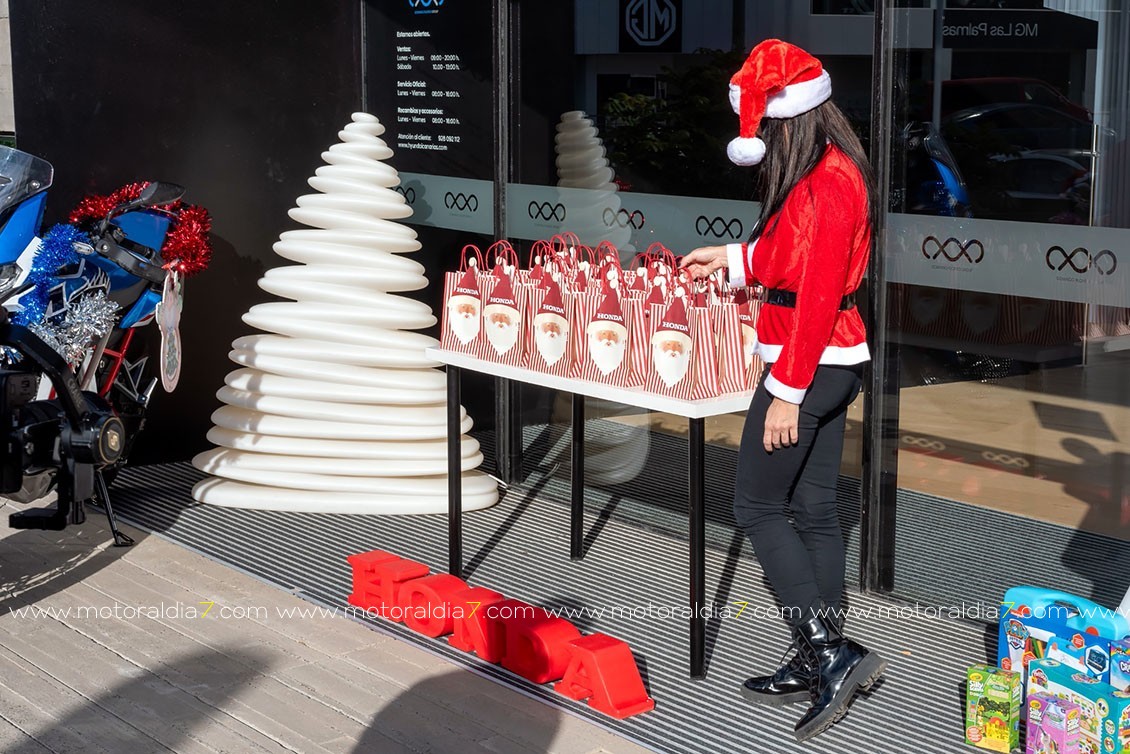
[877, 0, 1130, 613]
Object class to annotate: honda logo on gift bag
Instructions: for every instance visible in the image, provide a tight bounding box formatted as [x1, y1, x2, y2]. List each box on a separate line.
[620, 0, 680, 53]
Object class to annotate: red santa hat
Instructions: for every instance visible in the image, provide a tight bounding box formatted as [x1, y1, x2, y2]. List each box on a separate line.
[448, 265, 481, 309]
[483, 275, 519, 320]
[727, 39, 832, 166]
[586, 280, 627, 340]
[651, 294, 692, 351]
[535, 276, 568, 328]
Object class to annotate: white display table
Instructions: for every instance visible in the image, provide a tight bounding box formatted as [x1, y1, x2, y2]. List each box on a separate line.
[428, 347, 755, 678]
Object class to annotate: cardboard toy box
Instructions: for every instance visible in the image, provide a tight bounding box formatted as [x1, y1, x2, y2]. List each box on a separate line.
[967, 664, 1022, 752]
[1113, 640, 1130, 693]
[999, 587, 1130, 689]
[1027, 693, 1081, 754]
[1027, 658, 1130, 754]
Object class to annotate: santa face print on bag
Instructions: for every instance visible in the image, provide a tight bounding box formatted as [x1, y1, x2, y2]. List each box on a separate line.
[586, 283, 629, 376]
[587, 322, 628, 375]
[447, 294, 481, 344]
[534, 312, 568, 365]
[484, 306, 520, 354]
[651, 331, 693, 387]
[534, 276, 569, 366]
[482, 275, 522, 355]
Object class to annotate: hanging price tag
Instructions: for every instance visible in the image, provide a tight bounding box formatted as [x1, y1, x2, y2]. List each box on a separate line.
[157, 269, 183, 391]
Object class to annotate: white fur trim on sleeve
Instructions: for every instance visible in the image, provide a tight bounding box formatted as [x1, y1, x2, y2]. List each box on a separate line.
[726, 243, 747, 288]
[764, 372, 807, 405]
[764, 70, 832, 118]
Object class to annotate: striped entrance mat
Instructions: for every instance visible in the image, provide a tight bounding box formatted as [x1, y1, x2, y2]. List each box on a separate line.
[113, 455, 986, 754]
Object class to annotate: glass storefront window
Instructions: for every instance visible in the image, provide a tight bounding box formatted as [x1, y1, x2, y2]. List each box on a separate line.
[881, 0, 1130, 610]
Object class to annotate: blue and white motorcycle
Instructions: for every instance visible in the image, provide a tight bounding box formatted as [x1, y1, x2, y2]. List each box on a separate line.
[0, 146, 207, 543]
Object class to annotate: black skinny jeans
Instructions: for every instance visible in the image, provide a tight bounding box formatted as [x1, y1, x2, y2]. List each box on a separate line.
[732, 363, 863, 624]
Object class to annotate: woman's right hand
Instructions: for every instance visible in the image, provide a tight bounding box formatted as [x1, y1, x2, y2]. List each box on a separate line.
[680, 245, 728, 280]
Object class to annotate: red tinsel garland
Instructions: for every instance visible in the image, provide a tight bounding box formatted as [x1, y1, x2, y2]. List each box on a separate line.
[68, 182, 213, 277]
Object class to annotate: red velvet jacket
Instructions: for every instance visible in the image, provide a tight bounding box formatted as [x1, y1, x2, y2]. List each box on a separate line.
[725, 145, 871, 404]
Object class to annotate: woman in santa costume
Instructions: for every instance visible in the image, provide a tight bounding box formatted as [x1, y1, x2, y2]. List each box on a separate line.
[682, 39, 884, 741]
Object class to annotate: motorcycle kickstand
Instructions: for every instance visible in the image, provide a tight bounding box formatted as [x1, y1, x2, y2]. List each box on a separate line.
[94, 470, 134, 547]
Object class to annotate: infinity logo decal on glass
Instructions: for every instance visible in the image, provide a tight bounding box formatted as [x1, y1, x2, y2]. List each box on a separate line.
[409, 0, 444, 7]
[1045, 246, 1117, 275]
[981, 450, 1029, 469]
[921, 236, 985, 264]
[444, 192, 479, 212]
[696, 216, 743, 239]
[395, 186, 417, 204]
[529, 201, 567, 222]
[602, 207, 645, 229]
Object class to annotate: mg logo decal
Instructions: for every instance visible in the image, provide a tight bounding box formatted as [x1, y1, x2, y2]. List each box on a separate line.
[1045, 246, 1117, 276]
[603, 207, 645, 230]
[444, 191, 478, 212]
[696, 216, 743, 239]
[921, 236, 984, 264]
[625, 0, 677, 47]
[528, 201, 566, 223]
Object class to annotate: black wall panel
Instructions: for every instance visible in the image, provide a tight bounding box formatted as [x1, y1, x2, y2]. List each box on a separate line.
[10, 1, 362, 463]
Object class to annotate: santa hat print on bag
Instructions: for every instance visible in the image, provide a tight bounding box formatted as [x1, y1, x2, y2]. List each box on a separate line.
[727, 39, 832, 166]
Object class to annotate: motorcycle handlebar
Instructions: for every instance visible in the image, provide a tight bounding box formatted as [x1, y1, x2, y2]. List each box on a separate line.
[93, 235, 167, 284]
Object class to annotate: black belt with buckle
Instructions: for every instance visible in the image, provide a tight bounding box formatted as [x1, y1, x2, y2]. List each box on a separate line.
[764, 288, 857, 311]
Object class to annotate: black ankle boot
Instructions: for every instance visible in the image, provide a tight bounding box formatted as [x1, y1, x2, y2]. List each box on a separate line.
[740, 614, 845, 705]
[740, 641, 811, 705]
[792, 610, 885, 742]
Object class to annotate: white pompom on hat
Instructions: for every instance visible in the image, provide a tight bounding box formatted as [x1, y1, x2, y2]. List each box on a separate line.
[727, 39, 833, 166]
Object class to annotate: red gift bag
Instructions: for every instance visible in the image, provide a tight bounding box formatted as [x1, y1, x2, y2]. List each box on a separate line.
[621, 291, 648, 387]
[479, 241, 528, 366]
[645, 293, 696, 400]
[734, 287, 766, 390]
[527, 274, 574, 376]
[689, 295, 722, 401]
[441, 244, 486, 356]
[577, 277, 634, 387]
[712, 288, 747, 395]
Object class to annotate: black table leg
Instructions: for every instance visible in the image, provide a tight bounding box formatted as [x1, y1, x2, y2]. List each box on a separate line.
[447, 365, 463, 577]
[689, 416, 706, 679]
[571, 393, 584, 560]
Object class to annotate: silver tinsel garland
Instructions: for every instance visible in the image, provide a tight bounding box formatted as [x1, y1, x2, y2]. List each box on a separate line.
[28, 292, 121, 365]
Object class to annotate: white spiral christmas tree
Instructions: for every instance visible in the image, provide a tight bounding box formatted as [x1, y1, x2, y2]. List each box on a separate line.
[555, 111, 647, 486]
[191, 112, 498, 514]
[554, 110, 633, 256]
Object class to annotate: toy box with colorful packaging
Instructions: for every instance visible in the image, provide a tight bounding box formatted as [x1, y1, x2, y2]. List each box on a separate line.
[998, 587, 1130, 689]
[1027, 658, 1130, 754]
[967, 664, 1023, 752]
[1113, 640, 1130, 693]
[1027, 693, 1082, 754]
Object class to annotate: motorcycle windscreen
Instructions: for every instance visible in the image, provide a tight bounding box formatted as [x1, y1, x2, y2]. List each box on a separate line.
[0, 147, 53, 219]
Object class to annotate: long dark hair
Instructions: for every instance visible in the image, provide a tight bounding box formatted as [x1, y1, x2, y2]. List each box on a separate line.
[752, 101, 878, 239]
